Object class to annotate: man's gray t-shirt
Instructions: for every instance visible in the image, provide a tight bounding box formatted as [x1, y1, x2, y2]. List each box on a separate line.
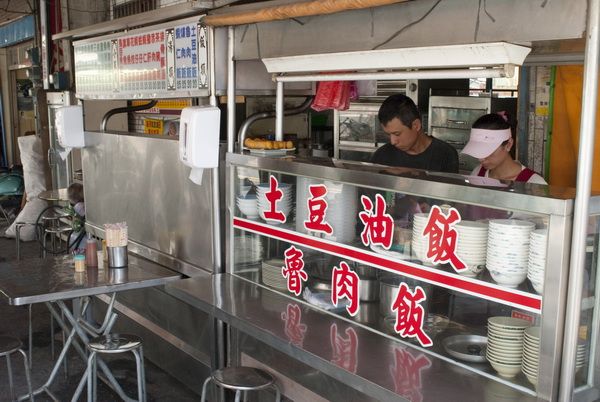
[371, 137, 459, 173]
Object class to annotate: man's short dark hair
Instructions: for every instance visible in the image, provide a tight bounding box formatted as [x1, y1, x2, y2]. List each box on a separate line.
[378, 94, 421, 127]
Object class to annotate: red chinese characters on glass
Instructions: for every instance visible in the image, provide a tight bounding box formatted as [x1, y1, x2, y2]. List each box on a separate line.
[282, 246, 307, 296]
[281, 303, 307, 347]
[262, 175, 287, 223]
[331, 262, 359, 316]
[422, 205, 466, 272]
[392, 283, 433, 347]
[359, 193, 394, 249]
[330, 324, 358, 373]
[389, 347, 431, 402]
[303, 184, 333, 235]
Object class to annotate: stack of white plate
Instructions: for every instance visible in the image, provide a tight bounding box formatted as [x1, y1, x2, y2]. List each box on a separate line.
[486, 220, 535, 288]
[521, 326, 540, 385]
[486, 317, 530, 378]
[256, 182, 293, 224]
[234, 235, 263, 265]
[455, 220, 488, 277]
[411, 213, 430, 262]
[236, 194, 259, 219]
[527, 229, 548, 294]
[295, 177, 357, 243]
[576, 342, 587, 372]
[261, 259, 288, 290]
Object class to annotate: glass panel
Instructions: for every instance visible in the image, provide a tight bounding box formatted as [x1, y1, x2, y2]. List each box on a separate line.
[231, 166, 552, 394]
[574, 215, 599, 392]
[339, 112, 377, 143]
[429, 107, 487, 129]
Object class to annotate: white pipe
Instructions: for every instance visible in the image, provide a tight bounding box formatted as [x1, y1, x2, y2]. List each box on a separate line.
[275, 80, 284, 141]
[208, 26, 217, 107]
[559, 0, 600, 399]
[275, 67, 511, 82]
[227, 26, 235, 153]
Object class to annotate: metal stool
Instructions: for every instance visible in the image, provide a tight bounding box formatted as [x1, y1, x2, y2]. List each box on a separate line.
[201, 367, 281, 402]
[86, 334, 146, 402]
[15, 222, 44, 261]
[0, 336, 33, 402]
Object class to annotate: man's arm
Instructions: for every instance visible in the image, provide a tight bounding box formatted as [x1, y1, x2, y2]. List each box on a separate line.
[445, 146, 460, 174]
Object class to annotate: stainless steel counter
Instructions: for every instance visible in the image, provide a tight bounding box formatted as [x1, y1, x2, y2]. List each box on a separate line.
[0, 254, 182, 305]
[167, 273, 537, 402]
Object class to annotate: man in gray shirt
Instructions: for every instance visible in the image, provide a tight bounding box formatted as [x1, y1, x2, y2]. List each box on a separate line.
[371, 94, 459, 173]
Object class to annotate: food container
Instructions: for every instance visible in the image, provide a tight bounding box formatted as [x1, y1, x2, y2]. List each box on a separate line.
[359, 278, 379, 301]
[352, 301, 379, 325]
[109, 267, 128, 284]
[107, 246, 128, 268]
[379, 276, 432, 317]
[74, 254, 86, 273]
[355, 264, 377, 279]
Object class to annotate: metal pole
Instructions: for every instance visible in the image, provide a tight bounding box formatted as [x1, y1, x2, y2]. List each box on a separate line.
[559, 0, 600, 399]
[227, 26, 236, 153]
[208, 26, 217, 108]
[275, 80, 284, 141]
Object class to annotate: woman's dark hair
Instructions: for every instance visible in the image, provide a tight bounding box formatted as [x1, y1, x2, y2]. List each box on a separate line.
[378, 94, 421, 127]
[67, 183, 84, 204]
[472, 113, 511, 130]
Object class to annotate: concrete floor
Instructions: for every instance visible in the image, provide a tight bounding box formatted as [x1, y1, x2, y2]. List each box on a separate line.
[0, 224, 201, 401]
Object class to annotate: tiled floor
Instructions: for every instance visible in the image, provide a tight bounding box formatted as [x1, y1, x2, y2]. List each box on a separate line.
[0, 224, 200, 401]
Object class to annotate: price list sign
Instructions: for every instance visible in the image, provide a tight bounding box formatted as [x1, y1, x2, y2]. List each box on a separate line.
[74, 40, 113, 95]
[73, 17, 210, 99]
[118, 30, 166, 93]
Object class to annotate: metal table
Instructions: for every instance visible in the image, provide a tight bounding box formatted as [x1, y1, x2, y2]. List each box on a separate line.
[0, 254, 182, 401]
[38, 188, 70, 203]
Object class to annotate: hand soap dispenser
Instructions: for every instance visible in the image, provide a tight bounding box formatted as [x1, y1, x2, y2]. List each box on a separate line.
[179, 106, 221, 185]
[55, 105, 85, 148]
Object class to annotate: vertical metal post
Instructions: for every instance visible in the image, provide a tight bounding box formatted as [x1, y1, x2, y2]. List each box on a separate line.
[208, 26, 217, 108]
[516, 66, 529, 165]
[227, 26, 236, 153]
[559, 0, 600, 399]
[39, 0, 50, 90]
[275, 80, 284, 141]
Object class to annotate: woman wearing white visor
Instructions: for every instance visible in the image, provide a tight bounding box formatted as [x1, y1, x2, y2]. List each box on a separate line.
[461, 113, 547, 184]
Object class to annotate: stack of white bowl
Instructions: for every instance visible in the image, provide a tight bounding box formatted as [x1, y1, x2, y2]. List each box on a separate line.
[521, 326, 540, 386]
[411, 213, 430, 262]
[295, 177, 357, 243]
[236, 194, 259, 219]
[575, 342, 587, 372]
[257, 182, 293, 223]
[527, 229, 548, 294]
[261, 259, 288, 290]
[455, 220, 488, 277]
[486, 220, 535, 288]
[486, 317, 530, 378]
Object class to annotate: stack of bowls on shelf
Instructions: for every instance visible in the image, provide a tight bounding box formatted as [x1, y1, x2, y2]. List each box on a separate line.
[486, 317, 530, 378]
[257, 182, 293, 223]
[236, 193, 259, 219]
[411, 213, 430, 263]
[455, 220, 488, 277]
[261, 259, 288, 290]
[527, 229, 548, 294]
[486, 220, 535, 288]
[521, 326, 540, 386]
[295, 177, 357, 243]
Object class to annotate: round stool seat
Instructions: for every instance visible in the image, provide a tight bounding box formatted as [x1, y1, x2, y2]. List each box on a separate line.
[44, 225, 72, 234]
[41, 210, 69, 220]
[212, 367, 275, 391]
[0, 336, 22, 355]
[88, 334, 142, 354]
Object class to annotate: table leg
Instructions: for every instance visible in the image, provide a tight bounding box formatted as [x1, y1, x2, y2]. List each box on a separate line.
[56, 299, 136, 402]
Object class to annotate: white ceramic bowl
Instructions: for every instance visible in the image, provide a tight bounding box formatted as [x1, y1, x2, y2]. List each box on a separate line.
[488, 360, 522, 378]
[489, 270, 527, 288]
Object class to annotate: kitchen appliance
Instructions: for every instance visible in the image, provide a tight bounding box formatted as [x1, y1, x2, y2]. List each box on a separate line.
[428, 95, 517, 173]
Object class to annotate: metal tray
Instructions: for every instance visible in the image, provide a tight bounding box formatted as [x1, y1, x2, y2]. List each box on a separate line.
[442, 334, 488, 363]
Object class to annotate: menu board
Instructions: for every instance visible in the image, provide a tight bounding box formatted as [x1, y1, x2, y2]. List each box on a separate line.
[73, 17, 210, 99]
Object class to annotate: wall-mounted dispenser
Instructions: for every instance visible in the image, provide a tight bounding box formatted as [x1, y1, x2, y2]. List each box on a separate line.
[179, 106, 221, 185]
